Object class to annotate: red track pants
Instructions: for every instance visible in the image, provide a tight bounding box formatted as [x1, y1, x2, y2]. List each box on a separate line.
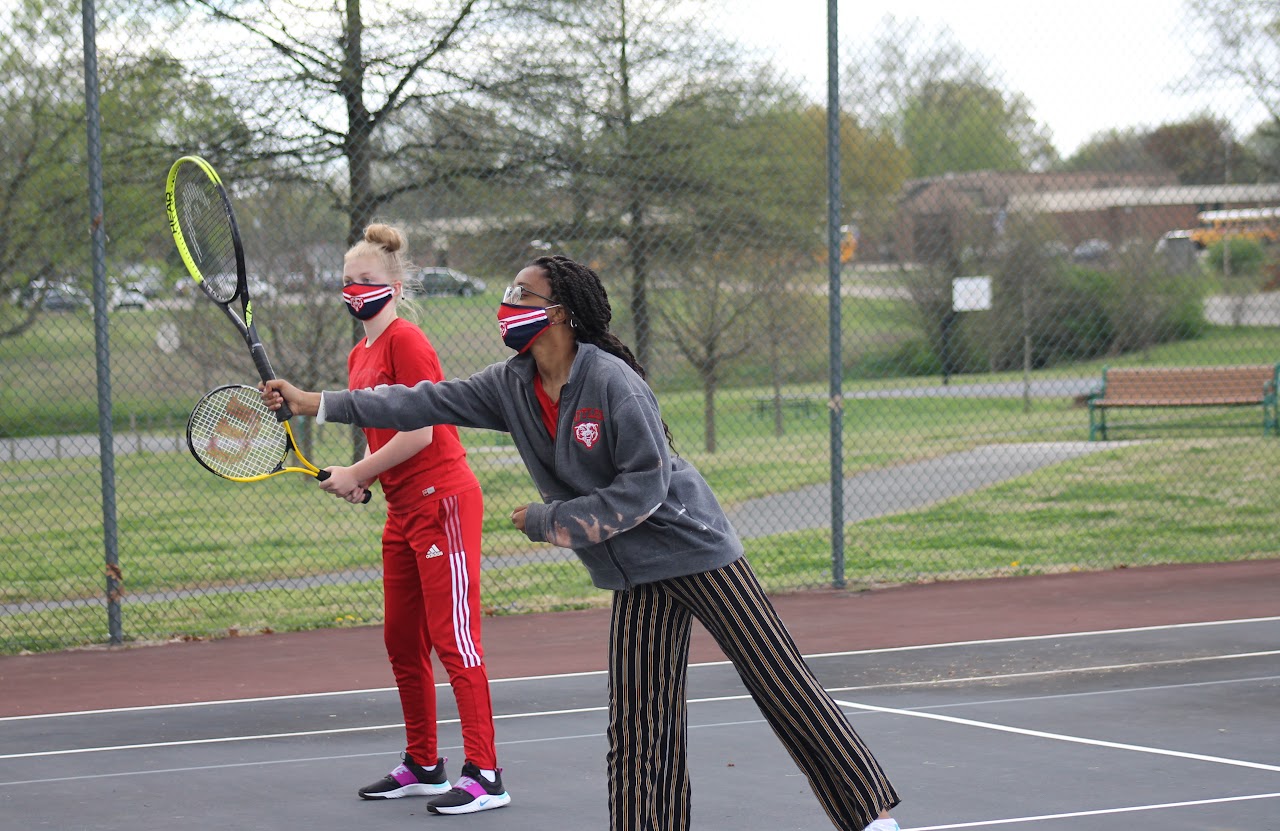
[381, 486, 497, 769]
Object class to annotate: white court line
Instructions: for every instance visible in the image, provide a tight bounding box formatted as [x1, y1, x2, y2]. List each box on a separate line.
[0, 672, 603, 723]
[0, 727, 660, 788]
[804, 614, 1280, 662]
[832, 698, 1280, 773]
[9, 646, 1275, 759]
[919, 673, 1280, 711]
[903, 791, 1280, 830]
[4, 739, 1277, 830]
[0, 703, 610, 761]
[0, 723, 408, 760]
[4, 663, 1276, 763]
[4, 614, 1278, 723]
[826, 649, 1280, 694]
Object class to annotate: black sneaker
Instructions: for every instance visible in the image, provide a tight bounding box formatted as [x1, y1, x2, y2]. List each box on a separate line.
[357, 753, 450, 800]
[425, 761, 511, 814]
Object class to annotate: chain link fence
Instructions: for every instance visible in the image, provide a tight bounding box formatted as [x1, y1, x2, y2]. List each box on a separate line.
[4, 0, 1279, 653]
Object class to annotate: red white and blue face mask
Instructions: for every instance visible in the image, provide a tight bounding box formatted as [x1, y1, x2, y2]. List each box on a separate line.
[342, 282, 395, 320]
[497, 303, 560, 353]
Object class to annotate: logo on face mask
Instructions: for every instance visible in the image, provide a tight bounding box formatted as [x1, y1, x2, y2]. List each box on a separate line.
[497, 303, 556, 352]
[343, 282, 395, 320]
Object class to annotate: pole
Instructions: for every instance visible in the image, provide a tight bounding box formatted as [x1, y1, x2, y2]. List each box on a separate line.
[826, 0, 845, 588]
[81, 0, 122, 644]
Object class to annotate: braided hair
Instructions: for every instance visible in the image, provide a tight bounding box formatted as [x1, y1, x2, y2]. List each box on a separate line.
[532, 255, 677, 454]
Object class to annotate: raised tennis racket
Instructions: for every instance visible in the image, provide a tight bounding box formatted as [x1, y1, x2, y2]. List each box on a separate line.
[187, 384, 371, 503]
[165, 155, 293, 420]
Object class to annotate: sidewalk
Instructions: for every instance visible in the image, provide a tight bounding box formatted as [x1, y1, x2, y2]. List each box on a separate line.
[725, 442, 1115, 536]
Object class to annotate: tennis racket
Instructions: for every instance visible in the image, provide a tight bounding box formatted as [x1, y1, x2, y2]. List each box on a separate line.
[187, 384, 371, 503]
[165, 155, 293, 420]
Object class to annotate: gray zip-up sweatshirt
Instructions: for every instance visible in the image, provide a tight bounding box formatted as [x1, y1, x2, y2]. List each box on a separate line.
[319, 343, 743, 590]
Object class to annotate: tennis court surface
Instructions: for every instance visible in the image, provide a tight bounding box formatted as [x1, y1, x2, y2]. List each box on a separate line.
[3, 559, 1278, 831]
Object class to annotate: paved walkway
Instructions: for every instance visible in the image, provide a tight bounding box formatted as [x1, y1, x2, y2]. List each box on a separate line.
[1204, 291, 1280, 325]
[516, 440, 1120, 572]
[725, 441, 1114, 536]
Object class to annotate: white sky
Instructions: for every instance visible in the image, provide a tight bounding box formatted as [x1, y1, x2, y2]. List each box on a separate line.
[722, 0, 1268, 157]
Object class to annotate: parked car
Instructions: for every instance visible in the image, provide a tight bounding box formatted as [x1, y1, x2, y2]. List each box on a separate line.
[132, 274, 166, 298]
[1041, 241, 1071, 260]
[110, 283, 149, 311]
[13, 280, 90, 311]
[246, 275, 278, 300]
[173, 272, 276, 299]
[1071, 239, 1113, 263]
[415, 267, 487, 297]
[1155, 230, 1200, 273]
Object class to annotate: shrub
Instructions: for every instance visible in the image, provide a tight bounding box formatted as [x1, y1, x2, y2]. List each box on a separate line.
[1205, 238, 1266, 277]
[982, 260, 1207, 372]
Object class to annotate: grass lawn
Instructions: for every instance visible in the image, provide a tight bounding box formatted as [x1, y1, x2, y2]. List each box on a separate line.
[3, 298, 1279, 653]
[5, 391, 1278, 653]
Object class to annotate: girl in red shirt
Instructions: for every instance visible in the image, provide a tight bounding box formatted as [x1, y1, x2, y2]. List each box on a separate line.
[336, 224, 509, 815]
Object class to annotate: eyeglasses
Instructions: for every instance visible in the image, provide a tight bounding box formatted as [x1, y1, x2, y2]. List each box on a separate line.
[502, 284, 555, 305]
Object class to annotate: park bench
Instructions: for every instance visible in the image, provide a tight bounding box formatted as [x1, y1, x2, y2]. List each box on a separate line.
[1087, 364, 1279, 441]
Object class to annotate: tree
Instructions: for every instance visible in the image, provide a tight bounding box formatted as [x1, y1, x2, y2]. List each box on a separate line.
[0, 0, 84, 338]
[1142, 115, 1246, 185]
[498, 0, 747, 370]
[672, 99, 907, 434]
[897, 215, 974, 382]
[153, 0, 545, 460]
[1062, 116, 1260, 184]
[845, 17, 1056, 178]
[1244, 121, 1280, 181]
[1189, 0, 1280, 183]
[984, 214, 1066, 379]
[655, 256, 761, 453]
[902, 79, 1049, 177]
[1059, 128, 1162, 174]
[0, 0, 249, 340]
[167, 0, 534, 247]
[1189, 0, 1280, 123]
[1062, 117, 1258, 184]
[234, 180, 353, 398]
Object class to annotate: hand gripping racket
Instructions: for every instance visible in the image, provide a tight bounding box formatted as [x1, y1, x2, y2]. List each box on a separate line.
[187, 385, 371, 503]
[165, 155, 293, 420]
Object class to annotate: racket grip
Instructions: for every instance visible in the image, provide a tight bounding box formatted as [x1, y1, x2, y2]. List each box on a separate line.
[316, 470, 372, 504]
[249, 346, 291, 420]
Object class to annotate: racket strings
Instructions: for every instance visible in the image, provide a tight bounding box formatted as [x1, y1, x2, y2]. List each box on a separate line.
[174, 166, 239, 303]
[188, 387, 288, 478]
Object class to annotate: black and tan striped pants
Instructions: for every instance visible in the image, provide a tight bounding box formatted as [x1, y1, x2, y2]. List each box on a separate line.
[607, 557, 900, 831]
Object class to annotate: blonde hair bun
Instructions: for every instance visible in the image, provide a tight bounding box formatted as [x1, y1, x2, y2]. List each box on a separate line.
[364, 223, 406, 254]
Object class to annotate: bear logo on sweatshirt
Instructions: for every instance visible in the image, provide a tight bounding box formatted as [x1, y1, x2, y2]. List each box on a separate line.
[573, 408, 603, 449]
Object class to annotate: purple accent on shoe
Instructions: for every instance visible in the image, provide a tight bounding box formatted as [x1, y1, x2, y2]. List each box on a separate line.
[454, 776, 490, 798]
[390, 764, 419, 786]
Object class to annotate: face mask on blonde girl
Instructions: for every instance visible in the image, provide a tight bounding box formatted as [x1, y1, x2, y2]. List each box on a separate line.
[342, 254, 400, 321]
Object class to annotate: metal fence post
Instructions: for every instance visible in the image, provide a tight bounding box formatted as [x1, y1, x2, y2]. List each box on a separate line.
[827, 0, 845, 589]
[81, 0, 122, 645]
